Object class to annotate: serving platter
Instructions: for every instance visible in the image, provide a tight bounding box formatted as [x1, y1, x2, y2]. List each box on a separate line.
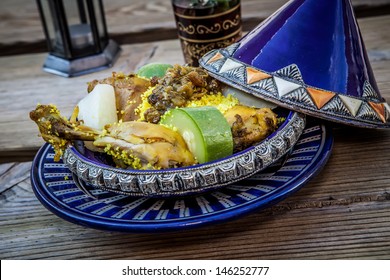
[63, 108, 305, 197]
[31, 119, 333, 232]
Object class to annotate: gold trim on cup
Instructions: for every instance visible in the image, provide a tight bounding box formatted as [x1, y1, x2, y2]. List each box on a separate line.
[174, 4, 240, 20]
[178, 28, 242, 43]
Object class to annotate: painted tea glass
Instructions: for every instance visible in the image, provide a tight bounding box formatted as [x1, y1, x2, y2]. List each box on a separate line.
[172, 0, 241, 66]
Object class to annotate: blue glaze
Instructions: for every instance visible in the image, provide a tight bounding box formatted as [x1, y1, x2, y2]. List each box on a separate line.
[31, 121, 333, 232]
[233, 0, 379, 97]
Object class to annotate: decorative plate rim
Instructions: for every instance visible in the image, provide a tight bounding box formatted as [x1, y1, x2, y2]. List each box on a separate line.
[31, 120, 333, 232]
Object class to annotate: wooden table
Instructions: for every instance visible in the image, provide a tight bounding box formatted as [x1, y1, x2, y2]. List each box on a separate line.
[1, 0, 390, 260]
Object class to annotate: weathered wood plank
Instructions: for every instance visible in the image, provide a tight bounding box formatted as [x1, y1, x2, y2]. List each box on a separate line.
[0, 162, 31, 193]
[1, 0, 390, 55]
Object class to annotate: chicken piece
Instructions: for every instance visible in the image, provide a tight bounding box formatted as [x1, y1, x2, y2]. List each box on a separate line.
[93, 122, 195, 169]
[30, 105, 100, 160]
[30, 105, 196, 169]
[224, 105, 278, 152]
[88, 72, 151, 121]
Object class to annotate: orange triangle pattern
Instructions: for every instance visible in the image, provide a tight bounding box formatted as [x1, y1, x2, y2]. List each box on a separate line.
[201, 51, 390, 126]
[246, 67, 272, 84]
[307, 87, 336, 109]
[369, 102, 386, 123]
[207, 52, 224, 64]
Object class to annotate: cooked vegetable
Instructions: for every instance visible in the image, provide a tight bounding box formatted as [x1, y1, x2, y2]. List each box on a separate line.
[161, 106, 233, 163]
[77, 84, 118, 130]
[137, 63, 173, 79]
[87, 72, 151, 122]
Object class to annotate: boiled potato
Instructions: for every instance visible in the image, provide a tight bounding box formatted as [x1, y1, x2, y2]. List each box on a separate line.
[77, 84, 118, 130]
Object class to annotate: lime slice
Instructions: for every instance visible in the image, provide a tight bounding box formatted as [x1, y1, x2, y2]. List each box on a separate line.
[136, 63, 173, 79]
[161, 106, 233, 163]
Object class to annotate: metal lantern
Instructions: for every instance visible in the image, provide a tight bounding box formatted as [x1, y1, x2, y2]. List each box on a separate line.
[36, 0, 121, 77]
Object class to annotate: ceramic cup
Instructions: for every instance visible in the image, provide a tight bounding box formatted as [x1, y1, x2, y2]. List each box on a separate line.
[172, 0, 242, 66]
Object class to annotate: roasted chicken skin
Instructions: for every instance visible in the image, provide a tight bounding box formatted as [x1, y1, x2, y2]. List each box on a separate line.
[30, 105, 100, 161]
[94, 122, 195, 169]
[224, 105, 278, 152]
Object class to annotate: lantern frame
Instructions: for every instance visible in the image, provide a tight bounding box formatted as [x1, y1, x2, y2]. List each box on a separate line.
[36, 0, 120, 77]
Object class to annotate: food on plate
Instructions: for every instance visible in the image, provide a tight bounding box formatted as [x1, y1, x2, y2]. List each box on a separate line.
[224, 105, 278, 152]
[30, 104, 100, 161]
[161, 106, 233, 164]
[77, 84, 118, 130]
[136, 63, 173, 79]
[141, 65, 221, 123]
[30, 104, 195, 169]
[30, 64, 279, 170]
[93, 121, 195, 169]
[87, 72, 151, 122]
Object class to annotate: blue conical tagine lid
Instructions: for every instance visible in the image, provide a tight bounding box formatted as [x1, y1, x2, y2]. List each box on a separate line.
[199, 0, 390, 128]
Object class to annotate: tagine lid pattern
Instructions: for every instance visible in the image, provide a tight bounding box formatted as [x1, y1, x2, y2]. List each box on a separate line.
[199, 0, 390, 129]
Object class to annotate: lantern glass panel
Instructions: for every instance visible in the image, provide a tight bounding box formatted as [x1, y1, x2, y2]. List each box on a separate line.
[92, 0, 108, 50]
[63, 0, 97, 58]
[37, 0, 121, 77]
[40, 0, 65, 58]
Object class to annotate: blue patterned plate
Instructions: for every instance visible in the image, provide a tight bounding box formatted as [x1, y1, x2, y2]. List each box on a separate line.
[31, 120, 332, 232]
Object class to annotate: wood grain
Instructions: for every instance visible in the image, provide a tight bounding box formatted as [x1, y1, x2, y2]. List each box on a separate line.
[1, 0, 390, 55]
